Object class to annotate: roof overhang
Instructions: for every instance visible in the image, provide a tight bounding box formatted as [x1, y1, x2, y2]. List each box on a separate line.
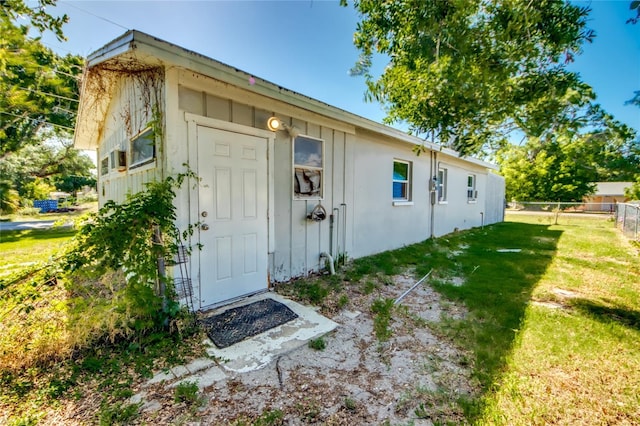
[74, 30, 497, 170]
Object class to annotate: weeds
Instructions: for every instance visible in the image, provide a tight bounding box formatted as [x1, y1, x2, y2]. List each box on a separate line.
[231, 409, 284, 426]
[174, 380, 201, 405]
[343, 397, 357, 411]
[371, 298, 395, 341]
[308, 337, 326, 351]
[98, 401, 141, 426]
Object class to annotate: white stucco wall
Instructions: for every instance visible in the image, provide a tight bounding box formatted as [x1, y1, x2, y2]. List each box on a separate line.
[350, 133, 432, 258]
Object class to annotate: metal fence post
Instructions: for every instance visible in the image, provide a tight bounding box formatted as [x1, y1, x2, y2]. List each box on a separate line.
[635, 206, 640, 241]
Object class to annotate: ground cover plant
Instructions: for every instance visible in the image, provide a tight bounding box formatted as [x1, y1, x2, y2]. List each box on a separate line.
[0, 175, 207, 425]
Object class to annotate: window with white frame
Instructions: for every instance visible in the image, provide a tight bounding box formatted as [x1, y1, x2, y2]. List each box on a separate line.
[437, 167, 448, 202]
[393, 160, 412, 201]
[293, 135, 323, 199]
[130, 128, 155, 168]
[467, 174, 477, 201]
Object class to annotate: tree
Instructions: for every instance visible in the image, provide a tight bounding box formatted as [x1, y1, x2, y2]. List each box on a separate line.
[0, 0, 68, 41]
[497, 121, 639, 201]
[628, 0, 640, 24]
[0, 15, 83, 158]
[344, 0, 598, 155]
[0, 141, 95, 198]
[625, 180, 640, 201]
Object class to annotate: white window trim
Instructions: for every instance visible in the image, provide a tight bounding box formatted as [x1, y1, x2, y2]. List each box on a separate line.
[437, 167, 448, 204]
[129, 127, 156, 169]
[392, 159, 412, 203]
[293, 134, 324, 200]
[467, 174, 477, 203]
[393, 201, 415, 206]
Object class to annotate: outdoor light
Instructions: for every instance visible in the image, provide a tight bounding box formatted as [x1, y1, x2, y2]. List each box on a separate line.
[267, 116, 283, 132]
[266, 116, 300, 137]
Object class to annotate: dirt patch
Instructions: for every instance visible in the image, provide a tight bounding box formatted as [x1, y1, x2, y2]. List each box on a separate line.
[128, 272, 476, 425]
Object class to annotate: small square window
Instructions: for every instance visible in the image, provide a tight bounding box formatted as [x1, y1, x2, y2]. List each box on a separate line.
[437, 167, 448, 202]
[130, 128, 155, 168]
[467, 174, 477, 201]
[393, 160, 412, 201]
[100, 157, 109, 176]
[293, 135, 323, 199]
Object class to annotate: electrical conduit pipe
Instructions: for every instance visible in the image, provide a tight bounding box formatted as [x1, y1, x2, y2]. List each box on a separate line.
[320, 252, 336, 275]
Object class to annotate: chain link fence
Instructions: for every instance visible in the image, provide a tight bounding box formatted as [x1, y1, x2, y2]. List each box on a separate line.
[615, 203, 640, 242]
[507, 201, 616, 215]
[507, 201, 639, 241]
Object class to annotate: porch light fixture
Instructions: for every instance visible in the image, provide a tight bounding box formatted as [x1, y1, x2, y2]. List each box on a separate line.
[267, 116, 300, 137]
[267, 116, 283, 131]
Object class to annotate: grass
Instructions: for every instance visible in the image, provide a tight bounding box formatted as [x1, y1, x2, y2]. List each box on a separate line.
[3, 212, 639, 424]
[308, 337, 327, 350]
[0, 226, 206, 424]
[278, 212, 639, 424]
[473, 214, 640, 425]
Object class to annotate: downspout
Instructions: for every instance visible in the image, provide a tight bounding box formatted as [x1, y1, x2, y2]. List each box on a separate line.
[332, 207, 340, 257]
[341, 203, 347, 265]
[320, 252, 336, 275]
[430, 149, 437, 239]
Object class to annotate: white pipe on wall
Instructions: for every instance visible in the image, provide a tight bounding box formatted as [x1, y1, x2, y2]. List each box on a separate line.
[320, 252, 336, 275]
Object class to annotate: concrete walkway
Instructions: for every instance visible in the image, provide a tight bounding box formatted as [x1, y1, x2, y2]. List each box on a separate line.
[130, 292, 338, 410]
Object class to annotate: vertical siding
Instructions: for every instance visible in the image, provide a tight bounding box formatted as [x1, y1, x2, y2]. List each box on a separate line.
[98, 75, 163, 206]
[485, 172, 506, 225]
[176, 84, 351, 282]
[173, 75, 503, 286]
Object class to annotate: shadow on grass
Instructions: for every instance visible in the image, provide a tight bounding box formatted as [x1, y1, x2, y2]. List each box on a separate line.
[425, 221, 562, 421]
[0, 227, 77, 244]
[570, 298, 640, 331]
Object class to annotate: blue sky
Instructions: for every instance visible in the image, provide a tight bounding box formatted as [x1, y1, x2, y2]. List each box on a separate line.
[35, 0, 639, 135]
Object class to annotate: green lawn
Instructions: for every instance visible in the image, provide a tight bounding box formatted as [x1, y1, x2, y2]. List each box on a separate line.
[473, 214, 640, 425]
[0, 228, 77, 279]
[1, 213, 638, 425]
[285, 213, 640, 424]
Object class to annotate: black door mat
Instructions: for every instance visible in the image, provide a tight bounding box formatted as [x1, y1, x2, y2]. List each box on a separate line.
[201, 298, 298, 348]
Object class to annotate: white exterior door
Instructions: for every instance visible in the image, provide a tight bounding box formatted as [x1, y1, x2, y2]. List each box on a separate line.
[196, 125, 268, 307]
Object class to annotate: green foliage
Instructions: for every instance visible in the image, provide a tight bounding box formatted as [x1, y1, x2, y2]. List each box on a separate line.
[22, 177, 55, 200]
[629, 0, 640, 24]
[1, 142, 96, 206]
[62, 172, 197, 334]
[1, 0, 69, 41]
[308, 337, 326, 351]
[173, 380, 201, 404]
[294, 280, 330, 305]
[0, 180, 21, 214]
[371, 297, 395, 342]
[0, 15, 82, 157]
[497, 128, 640, 201]
[0, 172, 197, 373]
[98, 401, 141, 426]
[624, 178, 640, 200]
[249, 409, 285, 426]
[343, 0, 621, 156]
[343, 397, 357, 411]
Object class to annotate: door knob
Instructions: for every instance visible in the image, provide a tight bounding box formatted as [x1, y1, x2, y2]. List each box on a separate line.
[201, 224, 210, 231]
